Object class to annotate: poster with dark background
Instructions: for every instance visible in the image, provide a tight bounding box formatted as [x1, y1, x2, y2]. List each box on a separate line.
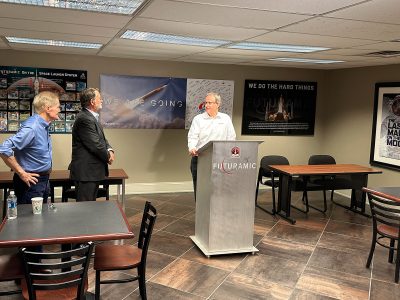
[242, 80, 317, 135]
[0, 66, 87, 134]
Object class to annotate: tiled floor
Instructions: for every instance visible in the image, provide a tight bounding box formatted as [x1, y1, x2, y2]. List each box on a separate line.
[1, 190, 400, 299]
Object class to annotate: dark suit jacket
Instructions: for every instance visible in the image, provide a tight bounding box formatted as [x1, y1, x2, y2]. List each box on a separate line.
[69, 109, 111, 182]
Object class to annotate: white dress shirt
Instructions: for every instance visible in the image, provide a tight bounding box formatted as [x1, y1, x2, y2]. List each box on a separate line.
[188, 112, 236, 151]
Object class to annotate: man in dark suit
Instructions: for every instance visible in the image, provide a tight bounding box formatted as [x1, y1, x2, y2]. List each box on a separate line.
[69, 88, 115, 201]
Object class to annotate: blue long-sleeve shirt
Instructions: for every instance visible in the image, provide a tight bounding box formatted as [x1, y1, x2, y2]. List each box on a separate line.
[0, 114, 52, 173]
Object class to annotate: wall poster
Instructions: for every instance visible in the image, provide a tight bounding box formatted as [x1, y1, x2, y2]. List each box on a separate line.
[0, 66, 87, 134]
[242, 80, 317, 135]
[370, 82, 400, 171]
[100, 75, 234, 129]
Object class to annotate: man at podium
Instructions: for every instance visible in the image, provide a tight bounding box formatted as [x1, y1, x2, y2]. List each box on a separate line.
[187, 92, 236, 200]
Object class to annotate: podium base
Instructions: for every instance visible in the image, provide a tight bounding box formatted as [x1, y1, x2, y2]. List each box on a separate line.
[190, 235, 259, 258]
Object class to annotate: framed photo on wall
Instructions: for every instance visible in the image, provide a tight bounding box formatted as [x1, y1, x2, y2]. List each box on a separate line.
[370, 82, 400, 170]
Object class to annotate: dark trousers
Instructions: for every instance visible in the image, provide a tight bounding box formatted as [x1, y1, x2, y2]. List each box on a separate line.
[75, 181, 99, 202]
[13, 173, 49, 205]
[190, 156, 198, 201]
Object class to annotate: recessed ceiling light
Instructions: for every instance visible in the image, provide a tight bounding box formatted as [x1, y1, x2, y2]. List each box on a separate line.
[0, 0, 144, 14]
[121, 30, 230, 47]
[269, 57, 344, 64]
[228, 42, 329, 53]
[6, 37, 102, 49]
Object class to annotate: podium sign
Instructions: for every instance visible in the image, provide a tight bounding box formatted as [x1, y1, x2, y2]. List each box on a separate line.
[190, 140, 262, 256]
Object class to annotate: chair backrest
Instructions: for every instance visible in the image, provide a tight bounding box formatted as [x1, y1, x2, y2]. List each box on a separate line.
[259, 155, 289, 178]
[20, 242, 94, 300]
[367, 192, 400, 233]
[308, 155, 336, 165]
[138, 202, 157, 267]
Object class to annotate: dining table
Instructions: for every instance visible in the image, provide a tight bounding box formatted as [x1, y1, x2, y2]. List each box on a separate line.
[269, 164, 382, 224]
[0, 200, 134, 248]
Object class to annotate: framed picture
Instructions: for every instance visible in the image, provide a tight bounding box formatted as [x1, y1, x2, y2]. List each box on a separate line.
[370, 82, 400, 170]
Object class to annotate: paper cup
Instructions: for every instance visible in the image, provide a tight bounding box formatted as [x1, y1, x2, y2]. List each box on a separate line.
[31, 197, 43, 214]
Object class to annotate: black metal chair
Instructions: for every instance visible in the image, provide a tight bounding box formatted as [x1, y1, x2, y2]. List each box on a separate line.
[0, 252, 24, 296]
[61, 183, 110, 202]
[94, 201, 157, 300]
[255, 155, 308, 215]
[20, 242, 94, 300]
[365, 191, 400, 283]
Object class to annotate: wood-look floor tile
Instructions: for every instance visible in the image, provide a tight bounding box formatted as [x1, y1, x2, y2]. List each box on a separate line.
[257, 237, 314, 264]
[181, 246, 246, 271]
[166, 193, 196, 207]
[296, 265, 370, 299]
[181, 211, 195, 221]
[151, 258, 229, 298]
[254, 217, 276, 236]
[289, 288, 337, 300]
[254, 207, 280, 222]
[317, 232, 371, 253]
[267, 223, 322, 246]
[150, 231, 194, 257]
[129, 282, 206, 299]
[330, 206, 372, 226]
[211, 272, 292, 300]
[308, 247, 370, 277]
[235, 254, 306, 288]
[127, 250, 176, 279]
[156, 202, 195, 218]
[163, 218, 195, 237]
[325, 220, 372, 240]
[370, 279, 400, 300]
[253, 234, 264, 246]
[153, 214, 180, 231]
[278, 216, 328, 231]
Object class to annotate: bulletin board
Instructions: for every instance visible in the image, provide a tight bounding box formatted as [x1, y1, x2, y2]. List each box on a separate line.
[0, 66, 87, 134]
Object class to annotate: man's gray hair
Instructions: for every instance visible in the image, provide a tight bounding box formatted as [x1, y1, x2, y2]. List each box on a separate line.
[207, 92, 222, 105]
[33, 91, 59, 113]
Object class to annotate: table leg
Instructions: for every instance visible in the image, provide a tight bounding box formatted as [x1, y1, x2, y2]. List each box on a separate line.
[276, 174, 296, 224]
[121, 178, 125, 209]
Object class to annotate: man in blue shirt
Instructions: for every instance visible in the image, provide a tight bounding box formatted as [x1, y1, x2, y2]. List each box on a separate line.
[0, 91, 60, 204]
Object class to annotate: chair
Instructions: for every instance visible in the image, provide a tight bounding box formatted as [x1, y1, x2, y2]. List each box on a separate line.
[0, 252, 24, 296]
[20, 242, 94, 300]
[61, 183, 110, 202]
[255, 155, 308, 215]
[365, 191, 400, 283]
[94, 201, 157, 300]
[307, 155, 352, 212]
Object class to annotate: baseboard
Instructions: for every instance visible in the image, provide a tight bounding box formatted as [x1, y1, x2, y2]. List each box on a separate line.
[52, 182, 352, 198]
[52, 181, 194, 197]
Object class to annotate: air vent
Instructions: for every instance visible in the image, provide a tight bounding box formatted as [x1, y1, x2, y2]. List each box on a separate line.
[364, 51, 400, 57]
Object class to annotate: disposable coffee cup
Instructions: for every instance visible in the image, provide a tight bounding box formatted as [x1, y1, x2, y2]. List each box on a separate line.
[31, 197, 43, 214]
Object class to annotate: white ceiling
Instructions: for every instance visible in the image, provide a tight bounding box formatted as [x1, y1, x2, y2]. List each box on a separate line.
[1, 0, 400, 69]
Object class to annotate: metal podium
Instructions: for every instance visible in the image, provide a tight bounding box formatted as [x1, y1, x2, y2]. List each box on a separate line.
[190, 140, 262, 257]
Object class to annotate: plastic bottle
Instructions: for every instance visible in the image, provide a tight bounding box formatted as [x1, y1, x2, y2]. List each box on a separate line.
[7, 191, 17, 219]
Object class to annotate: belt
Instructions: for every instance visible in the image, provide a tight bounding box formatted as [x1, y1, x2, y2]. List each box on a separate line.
[26, 170, 51, 176]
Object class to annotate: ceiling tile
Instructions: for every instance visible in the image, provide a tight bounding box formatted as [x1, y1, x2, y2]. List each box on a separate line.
[140, 0, 312, 29]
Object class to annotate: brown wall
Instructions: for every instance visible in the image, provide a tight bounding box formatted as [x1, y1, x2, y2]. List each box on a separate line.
[5, 49, 398, 188]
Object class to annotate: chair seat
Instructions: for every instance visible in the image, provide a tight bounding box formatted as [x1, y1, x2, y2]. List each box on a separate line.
[378, 224, 400, 239]
[21, 276, 89, 300]
[94, 245, 141, 271]
[0, 253, 24, 280]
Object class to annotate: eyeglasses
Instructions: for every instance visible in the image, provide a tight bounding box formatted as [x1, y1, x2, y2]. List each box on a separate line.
[204, 101, 216, 105]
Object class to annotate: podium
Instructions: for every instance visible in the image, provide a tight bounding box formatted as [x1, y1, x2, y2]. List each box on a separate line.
[190, 140, 262, 257]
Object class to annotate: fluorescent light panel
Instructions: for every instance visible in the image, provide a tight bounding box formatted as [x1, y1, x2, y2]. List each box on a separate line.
[121, 30, 230, 47]
[6, 37, 102, 49]
[0, 0, 144, 14]
[228, 42, 329, 53]
[269, 57, 344, 64]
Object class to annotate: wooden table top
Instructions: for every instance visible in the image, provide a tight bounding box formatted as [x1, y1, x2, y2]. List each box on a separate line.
[268, 164, 382, 176]
[0, 168, 128, 183]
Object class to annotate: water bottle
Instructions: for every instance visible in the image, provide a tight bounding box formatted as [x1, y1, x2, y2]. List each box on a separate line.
[7, 191, 17, 220]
